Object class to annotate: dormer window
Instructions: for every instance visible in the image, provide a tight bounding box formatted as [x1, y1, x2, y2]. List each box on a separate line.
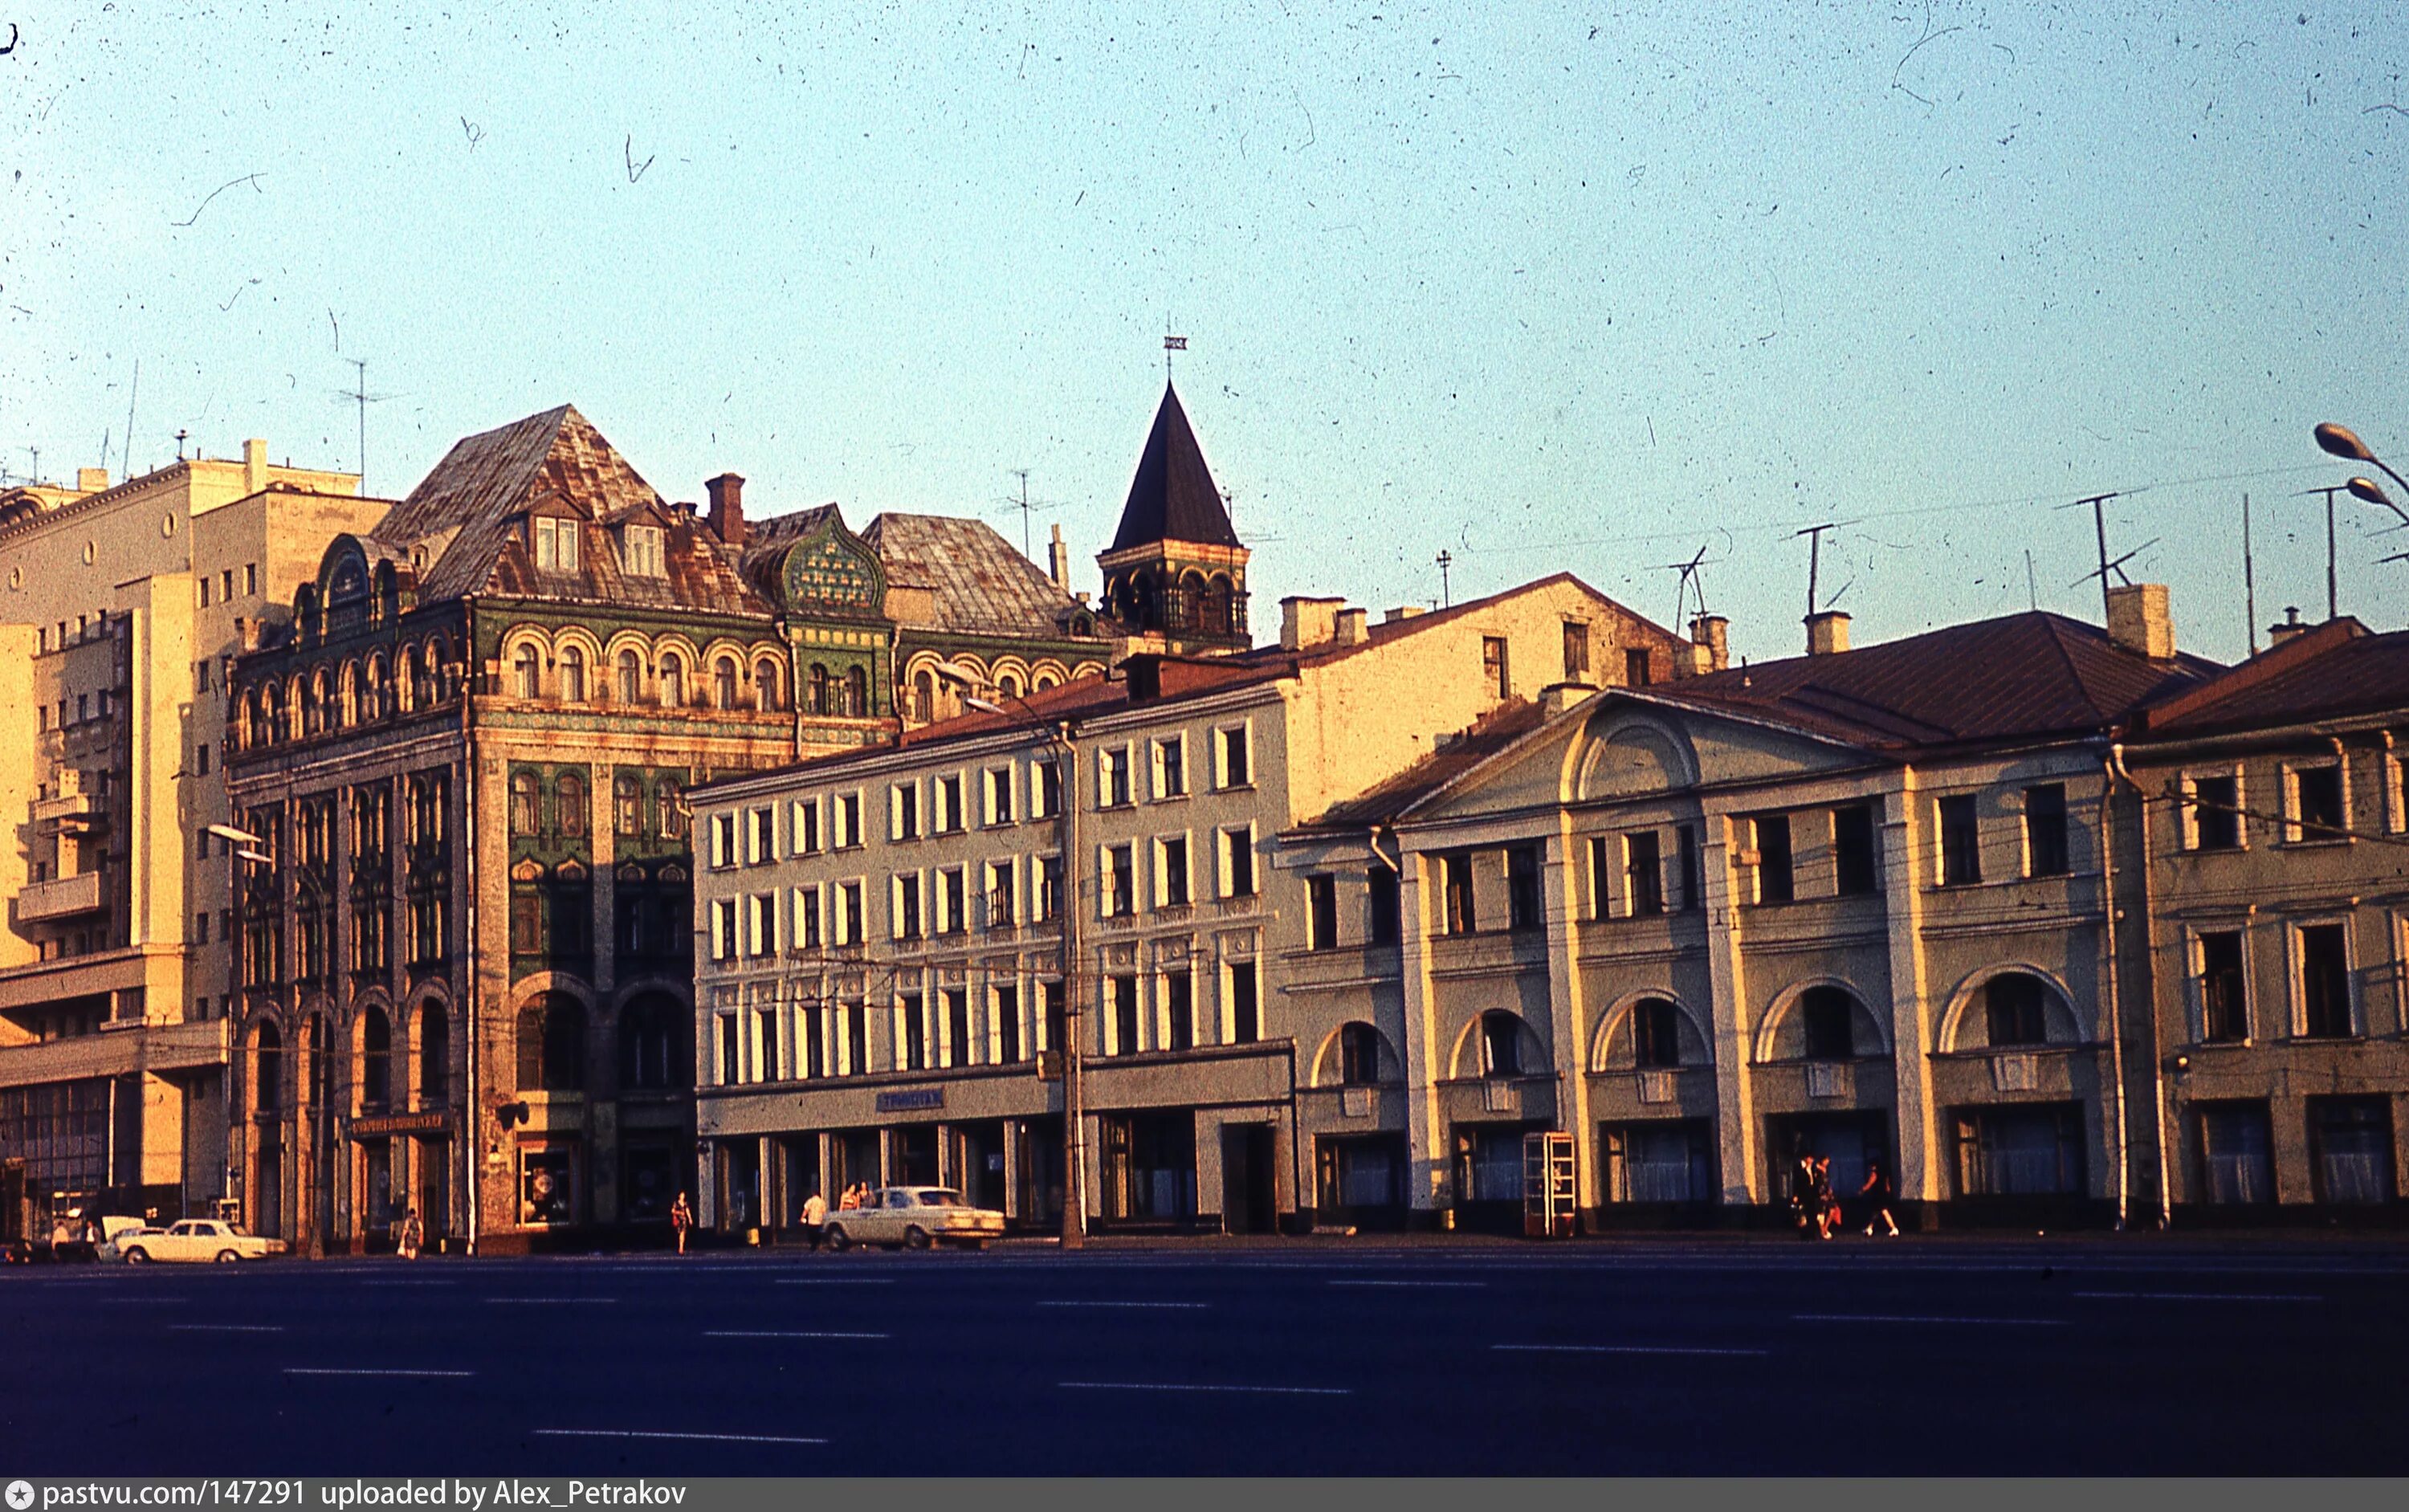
[532, 517, 581, 573]
[622, 524, 665, 577]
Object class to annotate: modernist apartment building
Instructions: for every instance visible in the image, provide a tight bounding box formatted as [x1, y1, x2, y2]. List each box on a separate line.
[687, 397, 1698, 1233]
[2123, 615, 2409, 1221]
[215, 403, 1121, 1254]
[0, 445, 383, 1226]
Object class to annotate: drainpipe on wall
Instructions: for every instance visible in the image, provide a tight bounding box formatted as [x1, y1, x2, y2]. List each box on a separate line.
[2109, 740, 2175, 1228]
[461, 646, 481, 1257]
[2096, 744, 2133, 1231]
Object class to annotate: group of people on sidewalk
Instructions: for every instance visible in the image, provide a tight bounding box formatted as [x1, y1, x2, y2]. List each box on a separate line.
[1790, 1151, 1902, 1239]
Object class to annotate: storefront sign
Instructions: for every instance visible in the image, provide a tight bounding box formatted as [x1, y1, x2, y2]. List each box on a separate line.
[874, 1086, 945, 1113]
[350, 1111, 450, 1139]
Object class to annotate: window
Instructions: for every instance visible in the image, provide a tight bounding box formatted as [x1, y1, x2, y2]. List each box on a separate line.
[936, 866, 967, 935]
[834, 882, 864, 946]
[1479, 1012, 1522, 1077]
[511, 772, 541, 837]
[714, 657, 740, 711]
[512, 646, 542, 700]
[1100, 747, 1132, 808]
[1938, 795, 1981, 886]
[1158, 836, 1191, 908]
[899, 993, 927, 1071]
[1228, 960, 1259, 1043]
[1562, 621, 1590, 679]
[2191, 774, 2241, 850]
[515, 996, 585, 1092]
[746, 893, 778, 956]
[2298, 923, 2353, 1037]
[1306, 874, 1339, 949]
[994, 984, 1022, 1064]
[1035, 760, 1062, 819]
[835, 792, 862, 850]
[708, 811, 737, 870]
[558, 646, 586, 703]
[1506, 846, 1543, 930]
[616, 650, 643, 705]
[707, 899, 737, 961]
[2309, 1097, 2395, 1204]
[658, 778, 686, 838]
[1443, 854, 1477, 934]
[1800, 987, 1856, 1061]
[1833, 805, 1879, 896]
[2292, 764, 2346, 840]
[1632, 998, 1682, 1068]
[891, 782, 920, 841]
[1677, 825, 1702, 912]
[1624, 648, 1653, 688]
[2024, 784, 2069, 878]
[622, 524, 664, 577]
[1482, 636, 1509, 699]
[1983, 972, 2049, 1047]
[1038, 855, 1064, 921]
[1152, 736, 1187, 799]
[418, 1005, 450, 1106]
[986, 859, 1017, 927]
[793, 798, 821, 855]
[556, 772, 587, 838]
[944, 988, 972, 1068]
[793, 886, 822, 949]
[1368, 864, 1400, 944]
[1219, 826, 1256, 899]
[1339, 1022, 1382, 1085]
[1955, 1104, 2085, 1196]
[658, 654, 685, 708]
[532, 516, 581, 573]
[613, 776, 641, 836]
[1164, 970, 1195, 1052]
[1102, 844, 1135, 918]
[935, 774, 964, 834]
[1215, 724, 1251, 789]
[746, 805, 775, 865]
[1110, 976, 1141, 1056]
[1753, 813, 1796, 903]
[1624, 832, 1664, 916]
[199, 577, 213, 608]
[893, 874, 924, 940]
[244, 563, 259, 596]
[2199, 931, 2247, 1043]
[985, 767, 1017, 825]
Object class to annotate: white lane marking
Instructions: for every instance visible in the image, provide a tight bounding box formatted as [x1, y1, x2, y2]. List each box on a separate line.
[1037, 1300, 1210, 1310]
[168, 1323, 284, 1333]
[705, 1330, 890, 1339]
[100, 1298, 189, 1305]
[287, 1367, 476, 1379]
[535, 1429, 826, 1446]
[1327, 1279, 1487, 1290]
[776, 1278, 896, 1286]
[1493, 1343, 1769, 1357]
[1793, 1314, 2067, 1327]
[365, 1280, 458, 1288]
[485, 1297, 617, 1305]
[2073, 1291, 2322, 1302]
[1061, 1380, 1352, 1397]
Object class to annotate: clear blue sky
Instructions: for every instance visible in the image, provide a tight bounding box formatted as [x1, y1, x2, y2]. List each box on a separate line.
[6, 3, 2405, 663]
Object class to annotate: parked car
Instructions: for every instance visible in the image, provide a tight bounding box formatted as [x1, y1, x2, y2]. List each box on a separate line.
[108, 1219, 286, 1264]
[821, 1188, 1004, 1251]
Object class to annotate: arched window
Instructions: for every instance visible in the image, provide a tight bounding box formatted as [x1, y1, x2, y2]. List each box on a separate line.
[1339, 1022, 1383, 1085]
[556, 772, 588, 838]
[1799, 986, 1859, 1062]
[510, 772, 541, 836]
[1203, 575, 1236, 636]
[1632, 997, 1683, 1068]
[512, 645, 541, 700]
[613, 775, 642, 836]
[997, 673, 1022, 700]
[255, 1021, 283, 1112]
[1983, 972, 2051, 1048]
[305, 670, 328, 735]
[1479, 1011, 1524, 1078]
[618, 993, 690, 1092]
[754, 658, 785, 711]
[515, 995, 586, 1093]
[657, 778, 685, 838]
[845, 666, 868, 716]
[420, 642, 442, 706]
[911, 669, 935, 723]
[559, 646, 586, 703]
[365, 654, 388, 719]
[359, 1007, 393, 1112]
[658, 654, 685, 708]
[714, 656, 740, 710]
[304, 1013, 332, 1111]
[417, 1004, 450, 1106]
[808, 664, 829, 714]
[617, 650, 642, 705]
[1034, 673, 1058, 692]
[338, 662, 359, 727]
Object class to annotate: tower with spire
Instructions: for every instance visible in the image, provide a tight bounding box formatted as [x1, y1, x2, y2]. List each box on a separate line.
[1097, 381, 1252, 655]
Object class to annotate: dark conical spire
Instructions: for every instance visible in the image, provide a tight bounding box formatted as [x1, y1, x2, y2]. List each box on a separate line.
[1109, 381, 1241, 552]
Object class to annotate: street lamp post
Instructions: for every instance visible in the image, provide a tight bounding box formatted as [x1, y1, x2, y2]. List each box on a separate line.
[938, 666, 1088, 1249]
[2313, 423, 2409, 528]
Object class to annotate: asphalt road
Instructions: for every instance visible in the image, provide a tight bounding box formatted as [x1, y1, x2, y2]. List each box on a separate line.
[5, 1237, 2406, 1476]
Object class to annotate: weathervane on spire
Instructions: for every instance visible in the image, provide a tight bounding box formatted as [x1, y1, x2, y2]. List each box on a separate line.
[1164, 317, 1187, 379]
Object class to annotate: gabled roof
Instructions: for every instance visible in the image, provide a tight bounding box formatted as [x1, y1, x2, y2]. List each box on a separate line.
[2138, 618, 2409, 737]
[1661, 612, 2218, 753]
[862, 513, 1099, 639]
[1107, 382, 1241, 553]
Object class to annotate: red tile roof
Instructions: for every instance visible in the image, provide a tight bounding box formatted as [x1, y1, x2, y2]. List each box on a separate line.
[2138, 618, 2409, 736]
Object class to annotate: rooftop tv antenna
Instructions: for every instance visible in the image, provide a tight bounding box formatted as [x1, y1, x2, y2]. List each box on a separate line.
[2297, 483, 2350, 622]
[1435, 549, 1454, 608]
[1795, 521, 1857, 617]
[2056, 490, 2128, 622]
[335, 358, 398, 489]
[1658, 544, 1711, 628]
[2242, 494, 2258, 654]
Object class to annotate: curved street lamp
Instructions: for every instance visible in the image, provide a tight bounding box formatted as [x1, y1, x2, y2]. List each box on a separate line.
[2315, 424, 2409, 527]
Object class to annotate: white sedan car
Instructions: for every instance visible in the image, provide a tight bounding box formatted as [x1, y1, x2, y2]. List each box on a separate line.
[110, 1219, 286, 1265]
[822, 1188, 1005, 1251]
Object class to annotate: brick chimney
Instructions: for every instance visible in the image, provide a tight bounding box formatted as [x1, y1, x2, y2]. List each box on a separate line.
[1806, 610, 1851, 656]
[2106, 582, 2174, 659]
[1690, 613, 1729, 674]
[2267, 605, 2309, 647]
[705, 473, 747, 547]
[1049, 524, 1070, 591]
[77, 467, 108, 494]
[1280, 596, 1344, 650]
[245, 438, 268, 497]
[1334, 607, 1369, 646]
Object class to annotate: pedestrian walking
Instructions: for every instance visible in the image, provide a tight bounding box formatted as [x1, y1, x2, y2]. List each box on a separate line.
[1860, 1160, 1901, 1237]
[1811, 1155, 1838, 1240]
[1788, 1149, 1817, 1238]
[670, 1191, 694, 1255]
[801, 1188, 829, 1251]
[397, 1208, 424, 1261]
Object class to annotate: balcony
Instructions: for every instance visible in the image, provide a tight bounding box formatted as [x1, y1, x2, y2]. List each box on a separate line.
[0, 1016, 229, 1090]
[17, 870, 104, 923]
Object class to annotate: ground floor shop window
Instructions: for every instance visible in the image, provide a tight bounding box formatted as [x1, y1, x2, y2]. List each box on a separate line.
[895, 1125, 940, 1186]
[1953, 1102, 2085, 1196]
[832, 1128, 882, 1192]
[415, 1135, 450, 1237]
[2196, 1101, 2274, 1205]
[948, 1122, 1007, 1211]
[518, 1144, 577, 1225]
[1456, 1123, 1532, 1204]
[2309, 1097, 2395, 1204]
[1103, 1111, 1196, 1221]
[1016, 1116, 1063, 1224]
[1315, 1134, 1404, 1212]
[1765, 1111, 1889, 1206]
[360, 1138, 395, 1237]
[620, 1139, 675, 1222]
[1602, 1119, 1715, 1204]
